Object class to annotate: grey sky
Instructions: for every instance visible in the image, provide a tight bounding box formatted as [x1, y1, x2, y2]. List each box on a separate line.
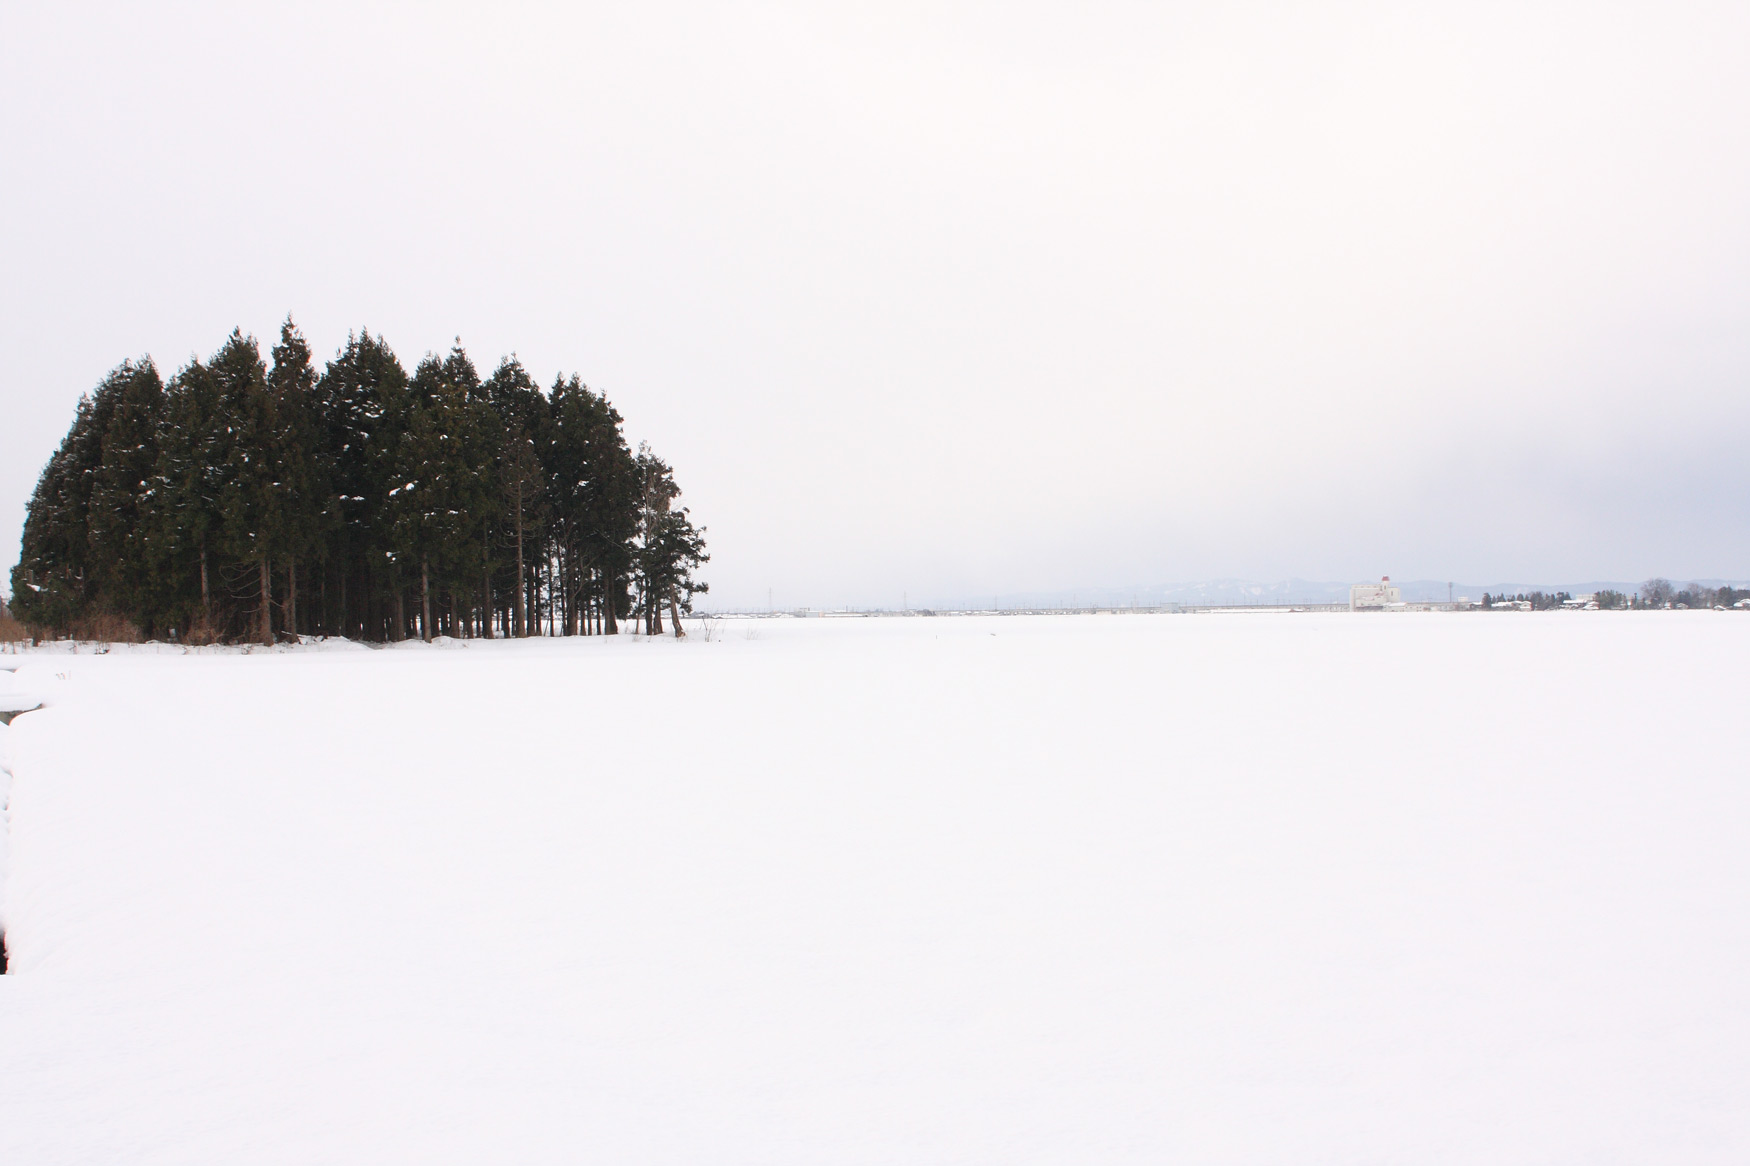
[4, 3, 1748, 608]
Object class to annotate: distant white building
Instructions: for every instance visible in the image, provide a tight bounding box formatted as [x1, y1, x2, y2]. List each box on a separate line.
[1350, 576, 1402, 610]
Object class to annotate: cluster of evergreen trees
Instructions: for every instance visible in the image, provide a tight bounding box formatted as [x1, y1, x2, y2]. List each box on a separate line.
[10, 320, 707, 644]
[1480, 591, 1576, 610]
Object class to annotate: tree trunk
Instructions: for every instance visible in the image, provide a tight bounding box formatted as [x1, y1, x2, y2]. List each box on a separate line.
[482, 563, 494, 638]
[257, 556, 273, 645]
[566, 554, 580, 637]
[393, 589, 405, 642]
[199, 543, 210, 620]
[603, 577, 619, 635]
[285, 558, 298, 640]
[670, 590, 685, 638]
[514, 507, 526, 637]
[421, 555, 432, 643]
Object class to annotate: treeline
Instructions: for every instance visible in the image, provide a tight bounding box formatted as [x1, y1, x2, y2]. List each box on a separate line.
[10, 320, 707, 644]
[1478, 582, 1746, 611]
[1636, 580, 1745, 610]
[1480, 591, 1577, 610]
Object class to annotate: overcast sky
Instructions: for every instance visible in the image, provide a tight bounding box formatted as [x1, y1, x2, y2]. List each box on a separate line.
[4, 2, 1748, 608]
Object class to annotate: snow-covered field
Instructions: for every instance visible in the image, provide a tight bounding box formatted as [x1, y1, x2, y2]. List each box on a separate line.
[2, 613, 1748, 1163]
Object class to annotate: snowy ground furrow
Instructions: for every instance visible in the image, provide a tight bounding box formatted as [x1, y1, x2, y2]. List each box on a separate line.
[0, 613, 1747, 1163]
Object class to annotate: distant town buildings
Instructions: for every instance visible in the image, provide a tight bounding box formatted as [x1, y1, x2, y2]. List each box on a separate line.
[1349, 576, 1402, 611]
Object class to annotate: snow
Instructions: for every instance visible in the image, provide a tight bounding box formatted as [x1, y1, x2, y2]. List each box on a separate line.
[2, 613, 1748, 1163]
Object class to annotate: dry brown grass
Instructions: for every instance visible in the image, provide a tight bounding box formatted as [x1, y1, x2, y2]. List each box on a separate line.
[0, 612, 31, 644]
[69, 611, 144, 644]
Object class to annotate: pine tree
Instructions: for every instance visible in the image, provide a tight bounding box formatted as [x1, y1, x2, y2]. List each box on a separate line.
[149, 358, 229, 636]
[631, 443, 708, 636]
[392, 343, 497, 640]
[546, 375, 638, 635]
[499, 423, 544, 637]
[87, 361, 166, 627]
[269, 317, 331, 638]
[12, 385, 112, 629]
[484, 358, 550, 635]
[315, 330, 409, 639]
[11, 360, 167, 632]
[204, 330, 283, 644]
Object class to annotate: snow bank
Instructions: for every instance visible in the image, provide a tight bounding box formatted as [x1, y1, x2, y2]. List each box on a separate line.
[0, 634, 372, 657]
[0, 662, 46, 939]
[1, 613, 1748, 1163]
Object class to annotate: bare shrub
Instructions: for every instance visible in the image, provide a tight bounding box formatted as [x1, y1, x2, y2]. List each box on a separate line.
[180, 612, 221, 646]
[1640, 578, 1674, 607]
[71, 611, 144, 644]
[0, 612, 32, 644]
